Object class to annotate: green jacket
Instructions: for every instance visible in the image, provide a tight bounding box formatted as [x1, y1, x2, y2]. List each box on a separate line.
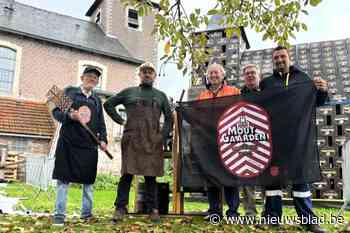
[103, 84, 173, 140]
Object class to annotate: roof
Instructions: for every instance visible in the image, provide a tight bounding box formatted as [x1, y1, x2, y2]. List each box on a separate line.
[0, 1, 143, 64]
[0, 96, 55, 138]
[86, 0, 161, 16]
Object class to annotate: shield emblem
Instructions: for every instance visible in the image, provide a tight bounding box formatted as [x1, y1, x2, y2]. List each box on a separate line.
[78, 105, 92, 124]
[217, 101, 273, 178]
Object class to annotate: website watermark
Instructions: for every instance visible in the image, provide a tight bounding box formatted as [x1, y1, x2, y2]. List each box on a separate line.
[209, 214, 345, 225]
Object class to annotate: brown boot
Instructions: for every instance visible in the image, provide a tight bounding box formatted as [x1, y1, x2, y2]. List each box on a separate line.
[149, 209, 160, 223]
[112, 208, 127, 223]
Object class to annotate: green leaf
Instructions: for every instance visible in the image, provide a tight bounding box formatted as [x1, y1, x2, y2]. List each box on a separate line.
[138, 6, 144, 17]
[226, 28, 234, 38]
[207, 9, 218, 15]
[274, 0, 281, 7]
[182, 67, 188, 76]
[204, 16, 209, 25]
[310, 0, 322, 7]
[301, 23, 308, 31]
[195, 8, 201, 15]
[301, 9, 309, 15]
[262, 33, 269, 41]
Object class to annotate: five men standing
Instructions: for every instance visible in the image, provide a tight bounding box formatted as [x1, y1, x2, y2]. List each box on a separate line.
[50, 44, 329, 232]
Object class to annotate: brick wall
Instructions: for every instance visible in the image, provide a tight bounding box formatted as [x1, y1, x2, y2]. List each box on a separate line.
[0, 31, 138, 102]
[0, 31, 143, 175]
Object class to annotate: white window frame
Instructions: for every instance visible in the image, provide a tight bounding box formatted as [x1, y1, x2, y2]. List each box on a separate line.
[95, 8, 102, 25]
[0, 41, 22, 97]
[77, 61, 107, 91]
[125, 6, 143, 32]
[112, 108, 126, 141]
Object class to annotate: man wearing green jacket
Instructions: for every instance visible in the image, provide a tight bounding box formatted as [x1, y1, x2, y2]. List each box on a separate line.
[103, 62, 173, 223]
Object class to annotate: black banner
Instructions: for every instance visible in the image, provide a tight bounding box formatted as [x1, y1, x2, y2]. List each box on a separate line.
[177, 82, 321, 187]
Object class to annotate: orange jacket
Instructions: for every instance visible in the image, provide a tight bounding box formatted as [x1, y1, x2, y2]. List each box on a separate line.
[197, 84, 241, 100]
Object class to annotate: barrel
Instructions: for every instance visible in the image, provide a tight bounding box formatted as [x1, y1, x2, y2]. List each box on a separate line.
[135, 182, 169, 214]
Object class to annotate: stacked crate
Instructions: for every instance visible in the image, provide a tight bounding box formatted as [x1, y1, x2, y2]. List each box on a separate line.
[315, 105, 345, 199]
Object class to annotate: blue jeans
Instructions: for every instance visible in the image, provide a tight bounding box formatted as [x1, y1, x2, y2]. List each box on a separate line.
[54, 180, 93, 220]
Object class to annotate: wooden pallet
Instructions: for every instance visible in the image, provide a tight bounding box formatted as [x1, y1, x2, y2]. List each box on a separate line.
[3, 152, 20, 181]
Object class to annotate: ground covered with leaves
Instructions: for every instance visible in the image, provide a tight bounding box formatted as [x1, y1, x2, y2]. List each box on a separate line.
[1, 212, 350, 233]
[1, 180, 349, 232]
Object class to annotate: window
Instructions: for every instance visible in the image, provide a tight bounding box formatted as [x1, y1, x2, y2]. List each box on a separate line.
[95, 9, 101, 24]
[10, 138, 28, 153]
[112, 109, 126, 140]
[221, 45, 226, 53]
[127, 7, 142, 31]
[0, 47, 16, 95]
[222, 30, 226, 38]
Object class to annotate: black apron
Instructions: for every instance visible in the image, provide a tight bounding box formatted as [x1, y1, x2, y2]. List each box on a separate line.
[52, 99, 99, 184]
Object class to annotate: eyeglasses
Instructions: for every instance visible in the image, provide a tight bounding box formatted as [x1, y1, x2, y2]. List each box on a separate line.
[141, 68, 155, 74]
[244, 71, 257, 76]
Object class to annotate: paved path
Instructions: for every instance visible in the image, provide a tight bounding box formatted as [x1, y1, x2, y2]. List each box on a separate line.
[0, 184, 20, 214]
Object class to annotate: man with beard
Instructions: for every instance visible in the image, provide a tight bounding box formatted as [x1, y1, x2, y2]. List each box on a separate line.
[260, 46, 328, 233]
[104, 62, 172, 223]
[52, 66, 108, 226]
[197, 63, 241, 220]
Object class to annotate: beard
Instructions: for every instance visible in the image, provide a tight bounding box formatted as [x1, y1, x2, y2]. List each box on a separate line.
[276, 62, 289, 73]
[141, 78, 154, 87]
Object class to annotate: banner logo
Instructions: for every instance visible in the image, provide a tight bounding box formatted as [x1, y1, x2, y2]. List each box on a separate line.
[217, 101, 273, 178]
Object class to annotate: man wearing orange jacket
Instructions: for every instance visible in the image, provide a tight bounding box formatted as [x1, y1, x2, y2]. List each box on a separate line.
[198, 63, 240, 219]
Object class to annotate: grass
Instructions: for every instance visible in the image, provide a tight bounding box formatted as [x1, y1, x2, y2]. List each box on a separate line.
[1, 181, 350, 232]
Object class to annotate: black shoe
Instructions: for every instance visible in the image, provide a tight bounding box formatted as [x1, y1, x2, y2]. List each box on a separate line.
[303, 224, 327, 233]
[112, 208, 127, 223]
[80, 215, 98, 223]
[52, 217, 64, 227]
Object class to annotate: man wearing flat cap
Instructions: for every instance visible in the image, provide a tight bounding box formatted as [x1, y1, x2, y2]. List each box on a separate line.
[51, 66, 108, 226]
[104, 62, 173, 223]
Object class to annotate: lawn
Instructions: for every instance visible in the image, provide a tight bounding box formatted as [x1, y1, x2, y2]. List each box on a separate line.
[0, 180, 349, 233]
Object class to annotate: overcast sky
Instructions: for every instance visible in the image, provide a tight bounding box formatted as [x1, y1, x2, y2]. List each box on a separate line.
[17, 0, 350, 100]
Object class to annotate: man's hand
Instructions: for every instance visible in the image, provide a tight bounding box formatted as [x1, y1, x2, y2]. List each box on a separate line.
[69, 109, 81, 121]
[100, 141, 108, 151]
[314, 77, 328, 92]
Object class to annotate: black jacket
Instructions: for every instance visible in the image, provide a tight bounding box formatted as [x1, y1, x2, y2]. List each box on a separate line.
[260, 66, 329, 106]
[52, 86, 107, 184]
[240, 85, 259, 94]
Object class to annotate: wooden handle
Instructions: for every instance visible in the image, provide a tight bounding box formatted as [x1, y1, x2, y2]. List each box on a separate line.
[81, 123, 113, 160]
[104, 150, 114, 160]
